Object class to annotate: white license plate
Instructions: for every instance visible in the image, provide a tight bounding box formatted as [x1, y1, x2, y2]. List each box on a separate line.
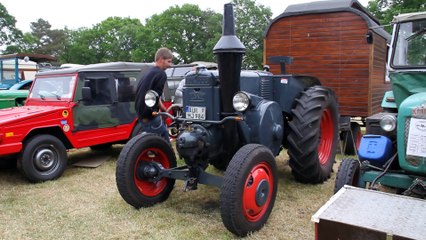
[185, 106, 206, 120]
[406, 118, 426, 158]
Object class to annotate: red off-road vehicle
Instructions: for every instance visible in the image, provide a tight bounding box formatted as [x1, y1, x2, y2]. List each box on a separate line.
[0, 62, 167, 182]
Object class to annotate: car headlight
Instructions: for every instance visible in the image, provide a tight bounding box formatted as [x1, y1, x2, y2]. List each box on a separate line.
[380, 114, 396, 132]
[233, 91, 250, 112]
[145, 90, 159, 108]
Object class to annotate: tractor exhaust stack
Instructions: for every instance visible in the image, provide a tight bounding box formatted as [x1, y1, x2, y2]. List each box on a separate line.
[213, 3, 246, 159]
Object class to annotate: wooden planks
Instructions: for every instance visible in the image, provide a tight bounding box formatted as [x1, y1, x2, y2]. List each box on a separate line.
[265, 12, 390, 117]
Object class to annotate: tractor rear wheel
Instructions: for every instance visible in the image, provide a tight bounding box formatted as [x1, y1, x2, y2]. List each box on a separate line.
[287, 86, 339, 183]
[334, 158, 361, 193]
[220, 144, 277, 237]
[116, 133, 176, 208]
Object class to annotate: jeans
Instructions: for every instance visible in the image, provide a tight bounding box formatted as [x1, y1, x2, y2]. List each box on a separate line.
[139, 115, 169, 143]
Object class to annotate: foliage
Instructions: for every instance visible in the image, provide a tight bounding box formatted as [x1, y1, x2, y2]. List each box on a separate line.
[0, 3, 22, 47]
[3, 18, 68, 58]
[61, 17, 143, 64]
[142, 4, 222, 63]
[367, 0, 426, 32]
[232, 0, 272, 69]
[1, 1, 271, 67]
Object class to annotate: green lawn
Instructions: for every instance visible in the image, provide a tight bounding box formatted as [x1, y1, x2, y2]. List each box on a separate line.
[0, 146, 341, 240]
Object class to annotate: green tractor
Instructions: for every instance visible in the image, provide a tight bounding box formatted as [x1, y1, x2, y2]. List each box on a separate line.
[334, 11, 426, 197]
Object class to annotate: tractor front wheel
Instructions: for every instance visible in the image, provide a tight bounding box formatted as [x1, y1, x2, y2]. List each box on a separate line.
[116, 133, 176, 208]
[287, 86, 339, 183]
[334, 158, 361, 193]
[220, 144, 277, 237]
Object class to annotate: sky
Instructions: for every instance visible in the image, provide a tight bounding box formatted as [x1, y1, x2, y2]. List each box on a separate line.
[2, 0, 369, 33]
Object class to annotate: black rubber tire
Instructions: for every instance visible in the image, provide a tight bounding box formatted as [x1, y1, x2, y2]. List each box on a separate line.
[116, 133, 176, 208]
[343, 122, 361, 155]
[287, 86, 339, 183]
[18, 135, 68, 183]
[334, 158, 361, 193]
[90, 143, 113, 151]
[220, 144, 278, 237]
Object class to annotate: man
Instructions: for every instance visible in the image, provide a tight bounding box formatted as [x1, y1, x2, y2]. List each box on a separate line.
[135, 47, 173, 142]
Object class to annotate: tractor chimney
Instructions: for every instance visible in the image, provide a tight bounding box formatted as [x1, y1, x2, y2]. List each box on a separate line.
[213, 3, 246, 114]
[213, 3, 246, 160]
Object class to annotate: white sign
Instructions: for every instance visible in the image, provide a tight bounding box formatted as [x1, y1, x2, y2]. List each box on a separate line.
[406, 118, 426, 157]
[185, 106, 206, 120]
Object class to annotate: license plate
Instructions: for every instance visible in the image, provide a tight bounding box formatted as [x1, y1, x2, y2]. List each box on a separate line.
[406, 118, 426, 158]
[185, 106, 206, 120]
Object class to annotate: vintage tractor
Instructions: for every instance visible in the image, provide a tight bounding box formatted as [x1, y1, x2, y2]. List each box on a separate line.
[115, 4, 339, 236]
[334, 11, 426, 197]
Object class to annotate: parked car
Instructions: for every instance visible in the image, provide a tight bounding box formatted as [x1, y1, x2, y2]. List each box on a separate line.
[0, 62, 176, 182]
[0, 80, 33, 109]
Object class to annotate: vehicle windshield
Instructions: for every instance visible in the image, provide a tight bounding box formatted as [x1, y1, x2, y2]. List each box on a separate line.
[392, 18, 426, 68]
[29, 75, 76, 100]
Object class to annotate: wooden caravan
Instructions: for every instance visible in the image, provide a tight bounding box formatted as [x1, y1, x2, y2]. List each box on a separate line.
[264, 0, 391, 119]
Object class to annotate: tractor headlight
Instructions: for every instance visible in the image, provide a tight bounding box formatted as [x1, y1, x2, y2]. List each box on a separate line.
[145, 90, 159, 108]
[233, 91, 250, 112]
[380, 114, 396, 132]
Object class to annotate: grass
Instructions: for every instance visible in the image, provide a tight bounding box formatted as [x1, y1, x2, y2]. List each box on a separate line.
[0, 145, 342, 240]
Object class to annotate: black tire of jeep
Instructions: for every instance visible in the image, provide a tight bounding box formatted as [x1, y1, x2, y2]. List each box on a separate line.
[220, 144, 278, 237]
[334, 158, 361, 193]
[18, 134, 68, 183]
[116, 133, 176, 208]
[343, 122, 361, 155]
[287, 86, 339, 183]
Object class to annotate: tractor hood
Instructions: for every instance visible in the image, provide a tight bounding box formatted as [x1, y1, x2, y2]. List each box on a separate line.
[0, 105, 66, 126]
[389, 71, 426, 108]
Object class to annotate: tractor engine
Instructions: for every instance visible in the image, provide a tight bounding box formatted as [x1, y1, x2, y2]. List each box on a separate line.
[176, 68, 224, 167]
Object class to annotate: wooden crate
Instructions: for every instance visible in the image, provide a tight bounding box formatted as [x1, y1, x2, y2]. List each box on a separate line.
[312, 186, 426, 240]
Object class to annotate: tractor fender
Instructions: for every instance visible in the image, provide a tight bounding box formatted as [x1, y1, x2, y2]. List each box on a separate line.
[274, 75, 321, 114]
[239, 95, 283, 156]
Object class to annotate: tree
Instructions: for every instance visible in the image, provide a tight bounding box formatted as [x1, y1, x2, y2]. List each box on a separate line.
[367, 0, 426, 32]
[233, 0, 272, 69]
[61, 17, 144, 64]
[142, 4, 222, 63]
[3, 18, 69, 58]
[0, 3, 22, 49]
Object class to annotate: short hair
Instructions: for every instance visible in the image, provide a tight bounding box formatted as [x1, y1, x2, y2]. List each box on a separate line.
[155, 48, 173, 61]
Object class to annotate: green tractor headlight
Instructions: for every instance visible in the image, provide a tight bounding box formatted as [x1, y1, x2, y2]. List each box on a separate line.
[380, 114, 396, 132]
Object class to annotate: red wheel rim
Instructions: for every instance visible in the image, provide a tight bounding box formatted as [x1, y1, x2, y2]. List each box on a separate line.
[242, 162, 273, 222]
[133, 148, 170, 197]
[318, 108, 334, 165]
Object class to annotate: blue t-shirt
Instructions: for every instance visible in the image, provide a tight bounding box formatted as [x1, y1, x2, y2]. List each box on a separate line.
[135, 66, 167, 119]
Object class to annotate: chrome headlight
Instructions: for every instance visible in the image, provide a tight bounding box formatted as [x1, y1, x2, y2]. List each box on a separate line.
[145, 90, 159, 108]
[232, 91, 250, 112]
[380, 114, 396, 132]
